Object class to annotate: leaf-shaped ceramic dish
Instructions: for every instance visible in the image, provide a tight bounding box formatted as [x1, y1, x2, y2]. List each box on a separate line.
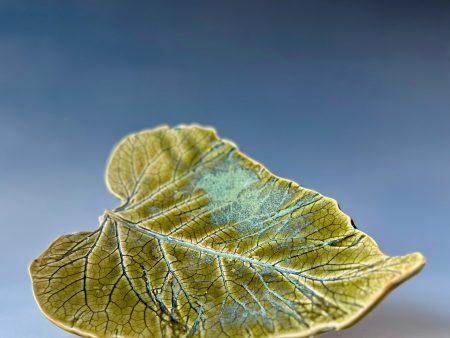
[30, 125, 425, 338]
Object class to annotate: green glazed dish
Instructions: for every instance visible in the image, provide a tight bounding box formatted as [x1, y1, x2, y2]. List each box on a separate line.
[30, 125, 425, 338]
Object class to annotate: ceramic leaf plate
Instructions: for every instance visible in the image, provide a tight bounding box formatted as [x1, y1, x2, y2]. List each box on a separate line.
[30, 125, 425, 338]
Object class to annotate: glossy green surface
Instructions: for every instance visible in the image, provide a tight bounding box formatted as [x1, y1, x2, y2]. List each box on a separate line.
[30, 125, 425, 338]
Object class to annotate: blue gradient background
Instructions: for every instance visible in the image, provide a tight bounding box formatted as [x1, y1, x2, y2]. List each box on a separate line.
[1, 1, 449, 337]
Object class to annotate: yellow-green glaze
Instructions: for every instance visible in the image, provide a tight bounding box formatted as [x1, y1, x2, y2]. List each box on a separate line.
[30, 125, 425, 338]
